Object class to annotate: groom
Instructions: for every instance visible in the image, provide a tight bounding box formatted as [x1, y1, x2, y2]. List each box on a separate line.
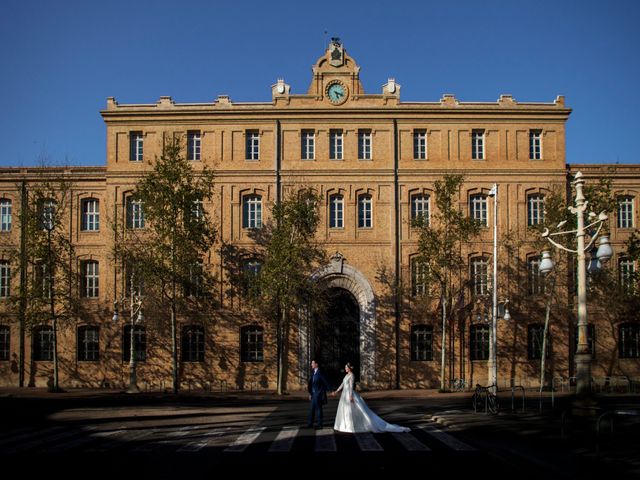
[307, 359, 332, 429]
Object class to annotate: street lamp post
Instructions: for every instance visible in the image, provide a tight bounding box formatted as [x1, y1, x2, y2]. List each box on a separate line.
[488, 184, 498, 391]
[539, 171, 613, 397]
[42, 205, 60, 393]
[112, 271, 143, 394]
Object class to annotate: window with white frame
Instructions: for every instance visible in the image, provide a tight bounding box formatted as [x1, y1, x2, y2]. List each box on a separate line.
[470, 194, 488, 226]
[81, 198, 100, 231]
[619, 258, 636, 294]
[126, 197, 144, 229]
[182, 325, 205, 362]
[77, 325, 100, 362]
[529, 130, 542, 160]
[301, 130, 315, 160]
[470, 325, 489, 360]
[242, 195, 262, 229]
[129, 131, 144, 162]
[329, 194, 344, 228]
[190, 197, 204, 221]
[0, 261, 9, 298]
[39, 199, 56, 230]
[329, 129, 343, 160]
[411, 194, 430, 224]
[527, 194, 545, 226]
[411, 325, 433, 361]
[619, 323, 640, 359]
[411, 257, 429, 297]
[33, 326, 53, 361]
[528, 257, 544, 295]
[241, 325, 264, 362]
[617, 196, 634, 229]
[358, 194, 372, 228]
[242, 259, 262, 296]
[35, 261, 51, 298]
[0, 199, 11, 232]
[245, 130, 259, 160]
[358, 129, 372, 160]
[187, 131, 201, 161]
[0, 325, 9, 361]
[413, 130, 427, 160]
[471, 256, 489, 296]
[81, 260, 99, 298]
[123, 325, 147, 362]
[185, 262, 204, 298]
[472, 130, 484, 160]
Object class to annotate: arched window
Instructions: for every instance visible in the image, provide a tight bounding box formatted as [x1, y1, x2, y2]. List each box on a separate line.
[182, 325, 205, 362]
[33, 326, 53, 361]
[242, 195, 262, 229]
[38, 199, 57, 230]
[469, 194, 488, 226]
[619, 258, 636, 294]
[527, 257, 543, 295]
[527, 195, 545, 226]
[358, 194, 372, 228]
[0, 325, 9, 361]
[329, 194, 343, 228]
[410, 325, 433, 361]
[0, 260, 10, 298]
[81, 198, 100, 231]
[411, 257, 428, 297]
[77, 326, 100, 361]
[619, 323, 640, 359]
[411, 194, 430, 224]
[470, 325, 489, 360]
[125, 196, 144, 229]
[241, 325, 264, 362]
[0, 199, 12, 232]
[123, 325, 147, 362]
[80, 260, 99, 298]
[617, 196, 635, 229]
[470, 256, 489, 296]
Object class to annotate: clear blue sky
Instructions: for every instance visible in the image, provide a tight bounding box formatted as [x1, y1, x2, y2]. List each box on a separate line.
[1, 0, 638, 167]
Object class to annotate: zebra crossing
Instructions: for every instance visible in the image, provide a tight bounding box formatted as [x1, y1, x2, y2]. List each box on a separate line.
[0, 422, 476, 455]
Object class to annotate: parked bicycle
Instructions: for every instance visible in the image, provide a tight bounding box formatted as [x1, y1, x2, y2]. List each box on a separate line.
[450, 378, 468, 392]
[472, 383, 500, 414]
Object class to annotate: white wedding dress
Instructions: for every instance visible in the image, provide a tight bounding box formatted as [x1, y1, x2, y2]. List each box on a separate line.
[333, 373, 410, 433]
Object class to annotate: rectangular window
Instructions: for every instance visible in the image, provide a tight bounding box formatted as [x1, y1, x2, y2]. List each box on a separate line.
[242, 195, 262, 229]
[617, 197, 634, 229]
[0, 326, 9, 361]
[129, 132, 144, 162]
[77, 326, 100, 362]
[411, 258, 428, 297]
[358, 195, 372, 228]
[182, 326, 205, 362]
[126, 197, 144, 229]
[33, 327, 53, 361]
[411, 325, 433, 361]
[472, 130, 485, 160]
[358, 129, 372, 160]
[245, 130, 259, 160]
[185, 262, 204, 298]
[413, 130, 427, 160]
[241, 326, 264, 362]
[329, 130, 343, 160]
[471, 257, 489, 296]
[527, 195, 545, 226]
[0, 199, 12, 232]
[301, 130, 315, 160]
[411, 194, 430, 224]
[81, 199, 100, 231]
[470, 325, 490, 360]
[81, 261, 99, 298]
[0, 261, 9, 298]
[123, 325, 147, 362]
[619, 324, 640, 358]
[470, 195, 488, 226]
[329, 195, 344, 229]
[187, 131, 201, 161]
[619, 258, 636, 294]
[35, 262, 51, 298]
[39, 200, 56, 231]
[529, 130, 542, 160]
[528, 258, 544, 295]
[528, 324, 548, 359]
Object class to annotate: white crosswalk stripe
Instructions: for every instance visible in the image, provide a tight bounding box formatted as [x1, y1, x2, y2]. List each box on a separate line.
[391, 432, 431, 451]
[268, 426, 298, 452]
[177, 428, 231, 452]
[314, 428, 337, 452]
[354, 432, 383, 451]
[420, 424, 476, 451]
[224, 426, 266, 452]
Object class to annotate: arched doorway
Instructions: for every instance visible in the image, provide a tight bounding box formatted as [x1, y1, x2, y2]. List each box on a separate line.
[313, 288, 360, 388]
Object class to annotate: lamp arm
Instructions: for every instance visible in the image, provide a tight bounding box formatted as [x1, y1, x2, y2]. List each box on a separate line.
[548, 228, 579, 237]
[583, 221, 605, 252]
[545, 236, 577, 254]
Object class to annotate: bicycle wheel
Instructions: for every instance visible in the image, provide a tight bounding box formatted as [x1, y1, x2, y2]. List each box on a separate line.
[488, 393, 500, 414]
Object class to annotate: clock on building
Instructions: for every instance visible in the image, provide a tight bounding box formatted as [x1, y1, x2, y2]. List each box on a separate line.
[326, 80, 348, 105]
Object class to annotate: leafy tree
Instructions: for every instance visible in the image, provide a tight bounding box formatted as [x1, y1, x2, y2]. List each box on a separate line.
[119, 137, 217, 393]
[249, 189, 327, 394]
[412, 174, 481, 391]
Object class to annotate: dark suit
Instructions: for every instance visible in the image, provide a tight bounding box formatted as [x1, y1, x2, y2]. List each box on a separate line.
[307, 368, 332, 427]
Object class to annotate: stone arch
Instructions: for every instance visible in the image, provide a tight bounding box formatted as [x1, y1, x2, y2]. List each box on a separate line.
[300, 252, 376, 387]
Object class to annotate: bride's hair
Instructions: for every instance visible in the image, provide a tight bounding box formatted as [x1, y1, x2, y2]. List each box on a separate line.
[345, 362, 354, 371]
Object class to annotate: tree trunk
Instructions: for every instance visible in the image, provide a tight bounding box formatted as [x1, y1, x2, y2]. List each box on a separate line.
[540, 274, 557, 394]
[440, 287, 447, 391]
[171, 237, 179, 394]
[277, 306, 287, 395]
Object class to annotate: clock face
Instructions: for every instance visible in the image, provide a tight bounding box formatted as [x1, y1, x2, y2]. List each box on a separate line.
[326, 82, 347, 104]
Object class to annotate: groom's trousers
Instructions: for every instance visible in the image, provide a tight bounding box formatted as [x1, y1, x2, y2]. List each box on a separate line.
[307, 393, 324, 427]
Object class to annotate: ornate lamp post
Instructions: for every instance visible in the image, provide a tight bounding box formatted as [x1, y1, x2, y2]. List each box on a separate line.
[539, 171, 613, 397]
[112, 271, 143, 393]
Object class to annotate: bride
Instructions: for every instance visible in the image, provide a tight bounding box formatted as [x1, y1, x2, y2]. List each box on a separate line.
[333, 363, 410, 433]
